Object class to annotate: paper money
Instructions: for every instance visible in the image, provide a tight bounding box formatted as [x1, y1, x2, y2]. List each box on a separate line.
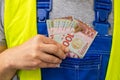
[62, 32, 97, 58]
[47, 17, 97, 58]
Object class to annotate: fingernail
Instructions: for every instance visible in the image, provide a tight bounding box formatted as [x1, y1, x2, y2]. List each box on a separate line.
[56, 64, 60, 68]
[65, 47, 70, 53]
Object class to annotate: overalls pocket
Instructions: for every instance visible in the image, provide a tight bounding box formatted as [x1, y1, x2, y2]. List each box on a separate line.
[42, 55, 101, 80]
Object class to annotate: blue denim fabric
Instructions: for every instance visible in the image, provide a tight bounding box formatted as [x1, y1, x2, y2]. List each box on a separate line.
[41, 35, 112, 80]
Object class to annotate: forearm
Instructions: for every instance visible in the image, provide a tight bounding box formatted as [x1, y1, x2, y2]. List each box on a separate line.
[0, 64, 16, 80]
[0, 47, 17, 80]
[0, 53, 17, 80]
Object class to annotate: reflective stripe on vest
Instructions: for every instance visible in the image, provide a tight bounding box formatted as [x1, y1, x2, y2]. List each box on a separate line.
[4, 0, 41, 80]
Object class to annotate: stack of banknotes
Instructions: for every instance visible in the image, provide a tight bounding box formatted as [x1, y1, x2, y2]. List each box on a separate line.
[47, 16, 98, 58]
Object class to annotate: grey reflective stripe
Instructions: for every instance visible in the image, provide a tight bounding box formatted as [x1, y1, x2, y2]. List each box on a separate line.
[0, 0, 4, 25]
[0, 0, 4, 28]
[0, 0, 6, 46]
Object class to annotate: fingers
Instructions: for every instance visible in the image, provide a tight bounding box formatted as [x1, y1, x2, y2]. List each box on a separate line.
[36, 35, 69, 53]
[38, 35, 58, 44]
[36, 35, 69, 59]
[58, 44, 70, 53]
[37, 51, 62, 64]
[39, 43, 66, 59]
[23, 35, 70, 70]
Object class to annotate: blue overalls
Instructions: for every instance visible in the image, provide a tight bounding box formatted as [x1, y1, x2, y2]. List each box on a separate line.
[37, 0, 112, 80]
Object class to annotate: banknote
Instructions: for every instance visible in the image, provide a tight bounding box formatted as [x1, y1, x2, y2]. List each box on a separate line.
[61, 19, 97, 58]
[47, 17, 97, 58]
[47, 17, 77, 38]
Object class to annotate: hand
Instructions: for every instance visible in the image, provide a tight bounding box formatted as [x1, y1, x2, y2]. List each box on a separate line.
[0, 35, 69, 70]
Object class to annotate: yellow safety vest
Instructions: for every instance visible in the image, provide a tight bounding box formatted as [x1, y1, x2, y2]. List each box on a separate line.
[106, 0, 120, 79]
[4, 0, 41, 80]
[4, 0, 120, 80]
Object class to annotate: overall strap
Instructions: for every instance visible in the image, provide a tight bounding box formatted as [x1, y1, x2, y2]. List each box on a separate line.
[93, 0, 112, 35]
[37, 0, 52, 36]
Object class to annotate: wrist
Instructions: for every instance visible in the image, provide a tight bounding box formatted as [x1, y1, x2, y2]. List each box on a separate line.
[0, 51, 17, 80]
[0, 50, 16, 71]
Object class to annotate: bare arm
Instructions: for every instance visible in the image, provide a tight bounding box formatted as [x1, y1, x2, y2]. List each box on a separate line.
[0, 46, 17, 80]
[0, 35, 69, 80]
